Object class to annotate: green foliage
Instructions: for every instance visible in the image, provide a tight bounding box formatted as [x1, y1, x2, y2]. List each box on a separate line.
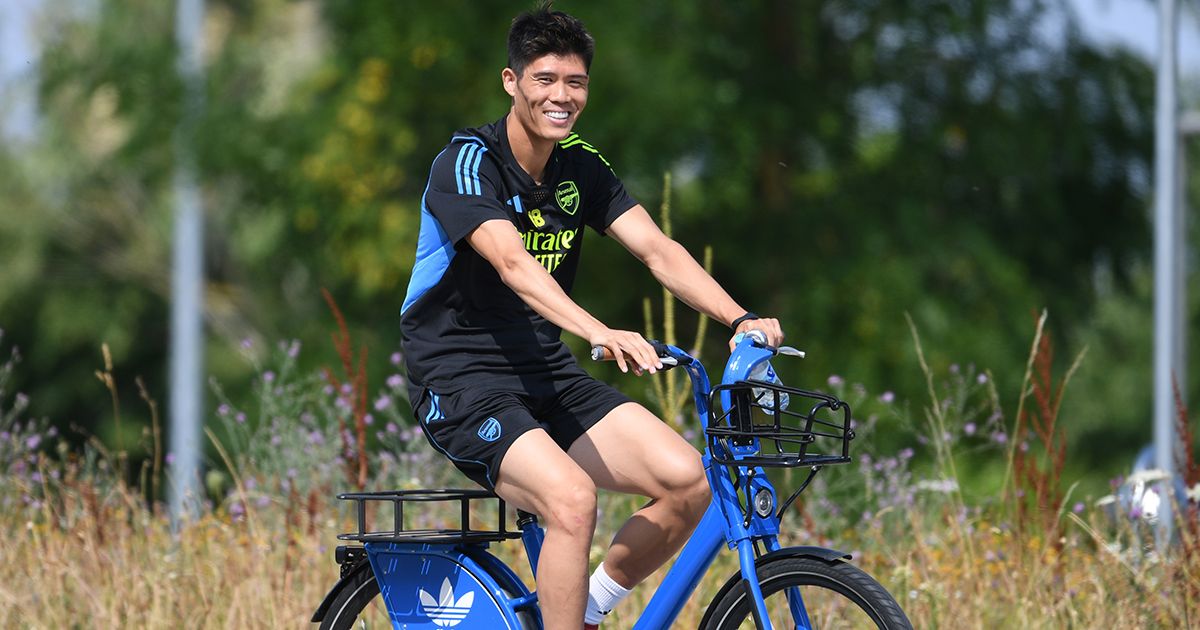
[0, 0, 1189, 492]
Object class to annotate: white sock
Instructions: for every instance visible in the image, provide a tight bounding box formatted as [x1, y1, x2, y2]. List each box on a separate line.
[584, 562, 632, 625]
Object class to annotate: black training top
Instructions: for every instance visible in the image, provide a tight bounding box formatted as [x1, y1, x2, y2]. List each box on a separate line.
[400, 116, 638, 392]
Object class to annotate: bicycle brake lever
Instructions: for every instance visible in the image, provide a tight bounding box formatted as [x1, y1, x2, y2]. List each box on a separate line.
[777, 346, 806, 358]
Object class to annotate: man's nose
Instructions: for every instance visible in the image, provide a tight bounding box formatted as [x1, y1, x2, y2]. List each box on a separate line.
[551, 81, 569, 102]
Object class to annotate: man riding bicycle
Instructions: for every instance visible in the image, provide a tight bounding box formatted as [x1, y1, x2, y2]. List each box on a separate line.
[399, 5, 782, 629]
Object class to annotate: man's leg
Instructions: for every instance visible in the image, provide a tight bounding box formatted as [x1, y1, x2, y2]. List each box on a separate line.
[493, 429, 598, 630]
[567, 402, 711, 588]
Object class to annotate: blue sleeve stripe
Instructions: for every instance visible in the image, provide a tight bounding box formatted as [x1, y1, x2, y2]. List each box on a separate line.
[454, 143, 475, 195]
[450, 137, 489, 197]
[468, 146, 487, 195]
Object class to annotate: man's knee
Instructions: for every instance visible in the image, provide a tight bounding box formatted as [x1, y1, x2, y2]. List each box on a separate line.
[543, 474, 598, 538]
[655, 453, 710, 519]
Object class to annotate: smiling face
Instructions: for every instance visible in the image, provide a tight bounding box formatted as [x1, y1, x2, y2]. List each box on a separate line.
[503, 53, 589, 148]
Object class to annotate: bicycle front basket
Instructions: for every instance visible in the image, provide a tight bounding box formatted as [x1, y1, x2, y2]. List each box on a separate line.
[707, 380, 854, 468]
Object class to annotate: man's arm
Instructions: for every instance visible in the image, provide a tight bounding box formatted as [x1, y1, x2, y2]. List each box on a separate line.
[605, 205, 784, 349]
[467, 218, 664, 374]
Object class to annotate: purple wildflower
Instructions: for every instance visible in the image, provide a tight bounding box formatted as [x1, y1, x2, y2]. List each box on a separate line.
[977, 373, 988, 384]
[387, 374, 405, 389]
[241, 338, 253, 349]
[1073, 502, 1084, 514]
[165, 452, 176, 465]
[25, 435, 40, 450]
[308, 431, 324, 445]
[288, 340, 301, 358]
[390, 352, 403, 365]
[879, 391, 895, 404]
[374, 395, 392, 411]
[827, 375, 844, 387]
[235, 412, 246, 424]
[991, 431, 1007, 444]
[218, 403, 231, 416]
[964, 422, 976, 436]
[364, 414, 374, 425]
[386, 422, 399, 433]
[263, 371, 275, 384]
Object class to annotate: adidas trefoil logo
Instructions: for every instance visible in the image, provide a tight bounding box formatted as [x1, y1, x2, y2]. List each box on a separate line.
[419, 577, 475, 627]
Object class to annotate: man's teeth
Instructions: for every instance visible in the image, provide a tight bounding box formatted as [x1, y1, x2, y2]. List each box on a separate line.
[545, 111, 569, 120]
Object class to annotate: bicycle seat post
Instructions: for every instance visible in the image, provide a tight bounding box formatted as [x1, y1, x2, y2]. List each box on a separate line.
[515, 509, 545, 577]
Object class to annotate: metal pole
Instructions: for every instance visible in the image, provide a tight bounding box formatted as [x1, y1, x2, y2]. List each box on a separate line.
[1152, 0, 1181, 546]
[169, 0, 205, 525]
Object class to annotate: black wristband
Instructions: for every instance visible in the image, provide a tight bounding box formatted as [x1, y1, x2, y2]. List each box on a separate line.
[730, 311, 759, 330]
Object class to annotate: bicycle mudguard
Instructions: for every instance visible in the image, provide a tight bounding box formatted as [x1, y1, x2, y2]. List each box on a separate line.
[366, 541, 537, 629]
[311, 551, 373, 623]
[698, 545, 852, 627]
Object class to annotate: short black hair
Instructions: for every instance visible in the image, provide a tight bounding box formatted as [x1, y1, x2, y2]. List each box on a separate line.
[507, 2, 595, 77]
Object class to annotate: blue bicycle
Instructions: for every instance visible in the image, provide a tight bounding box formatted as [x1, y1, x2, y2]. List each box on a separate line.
[311, 333, 912, 629]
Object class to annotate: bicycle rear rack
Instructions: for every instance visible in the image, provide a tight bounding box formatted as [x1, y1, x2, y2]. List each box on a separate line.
[336, 488, 522, 545]
[707, 380, 854, 468]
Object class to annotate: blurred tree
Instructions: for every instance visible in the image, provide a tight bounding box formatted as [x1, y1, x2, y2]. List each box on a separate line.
[0, 0, 1180, 488]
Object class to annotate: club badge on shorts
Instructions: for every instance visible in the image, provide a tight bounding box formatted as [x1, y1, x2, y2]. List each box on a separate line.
[477, 417, 502, 442]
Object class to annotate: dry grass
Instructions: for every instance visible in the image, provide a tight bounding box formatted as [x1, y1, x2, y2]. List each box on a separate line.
[2, 472, 1198, 629]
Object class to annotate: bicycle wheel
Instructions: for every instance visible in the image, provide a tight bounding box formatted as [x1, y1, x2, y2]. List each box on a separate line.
[318, 565, 391, 630]
[700, 555, 912, 630]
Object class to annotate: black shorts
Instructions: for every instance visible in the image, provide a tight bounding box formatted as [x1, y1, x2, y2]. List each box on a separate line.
[410, 367, 632, 490]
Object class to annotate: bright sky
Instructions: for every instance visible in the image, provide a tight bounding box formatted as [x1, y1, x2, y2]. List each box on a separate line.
[0, 0, 39, 139]
[1067, 0, 1200, 76]
[1, 1, 1198, 138]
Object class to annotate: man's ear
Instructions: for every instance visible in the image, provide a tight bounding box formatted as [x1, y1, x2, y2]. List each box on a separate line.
[501, 67, 518, 97]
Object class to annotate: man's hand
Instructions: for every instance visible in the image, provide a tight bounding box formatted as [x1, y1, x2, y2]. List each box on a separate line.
[729, 317, 784, 352]
[590, 328, 663, 375]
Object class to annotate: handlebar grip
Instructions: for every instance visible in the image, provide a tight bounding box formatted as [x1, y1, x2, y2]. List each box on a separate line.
[590, 343, 679, 366]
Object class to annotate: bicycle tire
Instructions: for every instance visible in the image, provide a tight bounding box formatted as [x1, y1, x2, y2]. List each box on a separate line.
[700, 555, 912, 630]
[318, 564, 387, 630]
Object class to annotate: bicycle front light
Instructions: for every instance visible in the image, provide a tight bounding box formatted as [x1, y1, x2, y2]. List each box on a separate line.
[754, 488, 773, 518]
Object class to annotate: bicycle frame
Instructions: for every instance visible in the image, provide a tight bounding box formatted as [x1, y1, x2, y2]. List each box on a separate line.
[627, 341, 850, 629]
[317, 336, 851, 630]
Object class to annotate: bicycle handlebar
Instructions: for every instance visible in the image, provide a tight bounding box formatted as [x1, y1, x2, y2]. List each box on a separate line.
[589, 341, 680, 367]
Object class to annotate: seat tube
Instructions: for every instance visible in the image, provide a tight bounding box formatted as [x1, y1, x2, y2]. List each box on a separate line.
[517, 511, 544, 577]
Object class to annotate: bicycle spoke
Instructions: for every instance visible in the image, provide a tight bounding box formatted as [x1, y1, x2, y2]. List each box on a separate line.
[731, 583, 879, 629]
